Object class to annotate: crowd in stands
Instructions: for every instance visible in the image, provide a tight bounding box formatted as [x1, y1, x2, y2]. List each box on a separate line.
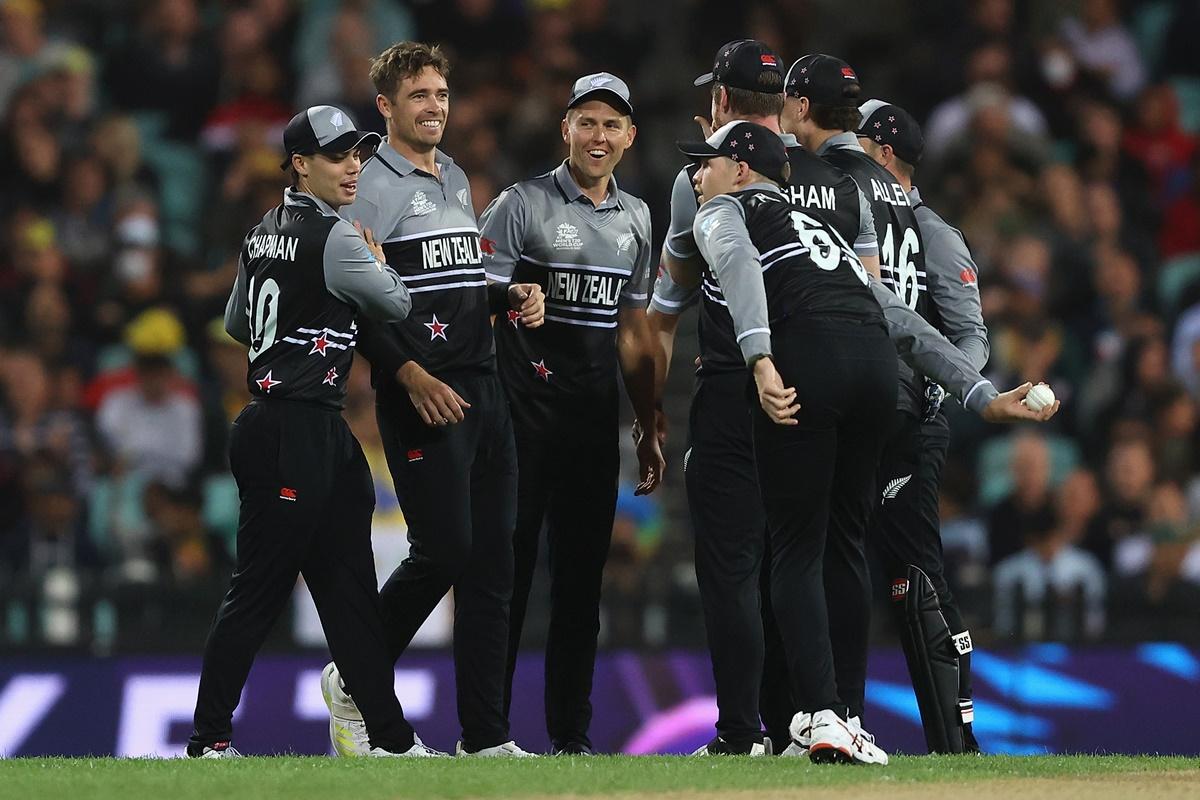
[0, 0, 1197, 650]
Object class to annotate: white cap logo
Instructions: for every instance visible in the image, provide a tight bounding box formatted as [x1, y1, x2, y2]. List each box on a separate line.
[590, 75, 614, 88]
[330, 111, 345, 129]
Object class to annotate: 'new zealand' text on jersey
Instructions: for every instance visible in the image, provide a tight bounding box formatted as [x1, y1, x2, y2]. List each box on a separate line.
[234, 193, 361, 409]
[342, 141, 493, 382]
[479, 162, 651, 417]
[821, 133, 930, 412]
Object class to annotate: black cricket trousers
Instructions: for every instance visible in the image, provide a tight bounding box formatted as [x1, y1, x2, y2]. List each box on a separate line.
[755, 318, 897, 717]
[375, 370, 517, 753]
[502, 399, 619, 751]
[191, 399, 415, 753]
[685, 370, 769, 746]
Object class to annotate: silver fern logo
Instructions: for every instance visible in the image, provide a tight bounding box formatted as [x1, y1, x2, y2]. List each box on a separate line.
[616, 232, 636, 255]
[881, 474, 912, 501]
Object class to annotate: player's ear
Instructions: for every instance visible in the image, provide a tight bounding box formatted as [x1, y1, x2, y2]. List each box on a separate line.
[881, 143, 894, 167]
[561, 114, 570, 143]
[624, 121, 636, 147]
[375, 93, 391, 120]
[736, 159, 751, 184]
[291, 153, 308, 177]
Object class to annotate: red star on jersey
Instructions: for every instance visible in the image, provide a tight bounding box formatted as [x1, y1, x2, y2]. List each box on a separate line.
[323, 367, 339, 386]
[309, 332, 330, 356]
[506, 309, 521, 328]
[530, 359, 553, 381]
[424, 314, 449, 341]
[256, 371, 282, 392]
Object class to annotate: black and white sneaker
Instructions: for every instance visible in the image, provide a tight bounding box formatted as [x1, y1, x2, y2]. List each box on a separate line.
[188, 741, 242, 759]
[690, 735, 772, 756]
[552, 741, 594, 755]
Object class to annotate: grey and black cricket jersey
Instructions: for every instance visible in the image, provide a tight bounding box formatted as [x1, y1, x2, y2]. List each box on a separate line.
[479, 161, 652, 420]
[820, 132, 929, 415]
[909, 186, 989, 372]
[691, 184, 881, 365]
[655, 131, 877, 376]
[341, 140, 492, 386]
[224, 189, 411, 410]
[654, 217, 999, 415]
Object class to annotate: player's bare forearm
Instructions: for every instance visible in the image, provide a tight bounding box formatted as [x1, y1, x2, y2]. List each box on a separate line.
[664, 250, 704, 291]
[647, 307, 682, 401]
[619, 307, 659, 430]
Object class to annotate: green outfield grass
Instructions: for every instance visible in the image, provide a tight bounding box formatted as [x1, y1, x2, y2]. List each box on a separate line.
[2, 755, 1198, 800]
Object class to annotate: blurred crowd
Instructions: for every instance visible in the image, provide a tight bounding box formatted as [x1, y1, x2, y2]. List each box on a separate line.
[0, 0, 1197, 651]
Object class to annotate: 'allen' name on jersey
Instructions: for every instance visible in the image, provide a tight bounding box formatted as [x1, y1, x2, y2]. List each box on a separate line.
[421, 233, 483, 270]
[870, 178, 912, 207]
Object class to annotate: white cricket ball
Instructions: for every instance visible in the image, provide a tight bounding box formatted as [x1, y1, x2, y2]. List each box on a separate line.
[1022, 383, 1056, 412]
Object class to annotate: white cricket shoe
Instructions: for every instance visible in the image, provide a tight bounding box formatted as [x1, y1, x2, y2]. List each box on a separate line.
[194, 744, 242, 759]
[321, 661, 370, 757]
[455, 740, 537, 758]
[847, 716, 888, 765]
[368, 738, 448, 758]
[786, 711, 813, 757]
[805, 709, 888, 765]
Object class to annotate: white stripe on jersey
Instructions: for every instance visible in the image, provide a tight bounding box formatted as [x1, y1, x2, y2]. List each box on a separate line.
[759, 241, 806, 261]
[522, 255, 632, 277]
[544, 314, 618, 329]
[701, 284, 729, 308]
[406, 280, 487, 294]
[387, 226, 479, 243]
[297, 327, 354, 339]
[400, 267, 486, 282]
[544, 300, 619, 316]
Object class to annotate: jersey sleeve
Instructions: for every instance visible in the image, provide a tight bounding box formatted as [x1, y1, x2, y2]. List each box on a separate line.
[323, 219, 412, 323]
[620, 203, 653, 308]
[852, 184, 878, 256]
[869, 276, 997, 413]
[665, 167, 701, 259]
[649, 250, 700, 315]
[923, 219, 990, 371]
[340, 192, 396, 244]
[694, 195, 771, 363]
[224, 245, 252, 346]
[478, 186, 527, 285]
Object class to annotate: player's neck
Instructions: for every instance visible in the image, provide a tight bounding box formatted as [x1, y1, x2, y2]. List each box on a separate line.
[567, 161, 611, 207]
[804, 127, 839, 153]
[889, 168, 912, 193]
[387, 127, 439, 176]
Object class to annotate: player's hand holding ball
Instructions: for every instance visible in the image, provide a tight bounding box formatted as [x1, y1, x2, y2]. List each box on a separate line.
[1022, 382, 1056, 412]
[981, 381, 1060, 423]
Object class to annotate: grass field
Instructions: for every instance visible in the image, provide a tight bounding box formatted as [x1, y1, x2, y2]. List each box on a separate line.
[2, 755, 1198, 800]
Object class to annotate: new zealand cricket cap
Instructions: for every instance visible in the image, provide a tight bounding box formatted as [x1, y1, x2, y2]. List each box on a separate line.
[280, 105, 381, 170]
[677, 120, 789, 184]
[567, 72, 634, 116]
[857, 99, 924, 165]
[784, 53, 861, 107]
[694, 39, 783, 93]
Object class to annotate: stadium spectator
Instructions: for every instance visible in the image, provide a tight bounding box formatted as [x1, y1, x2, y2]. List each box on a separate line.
[95, 309, 201, 488]
[993, 468, 1106, 640]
